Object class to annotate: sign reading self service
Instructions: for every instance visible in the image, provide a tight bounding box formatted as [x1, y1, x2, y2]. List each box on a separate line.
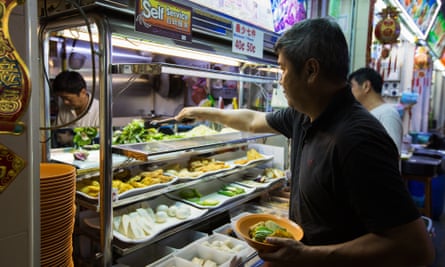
[135, 0, 192, 41]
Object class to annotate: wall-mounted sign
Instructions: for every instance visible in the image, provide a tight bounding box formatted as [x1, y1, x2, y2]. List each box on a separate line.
[0, 0, 31, 135]
[392, 0, 442, 39]
[232, 21, 264, 59]
[0, 143, 25, 193]
[135, 0, 192, 41]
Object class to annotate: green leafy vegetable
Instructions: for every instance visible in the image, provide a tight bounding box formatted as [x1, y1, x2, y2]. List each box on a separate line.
[73, 127, 98, 148]
[112, 119, 184, 144]
[179, 188, 202, 199]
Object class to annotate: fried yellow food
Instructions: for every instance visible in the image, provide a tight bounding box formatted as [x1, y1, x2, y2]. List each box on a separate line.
[189, 158, 230, 172]
[76, 168, 173, 197]
[234, 148, 264, 165]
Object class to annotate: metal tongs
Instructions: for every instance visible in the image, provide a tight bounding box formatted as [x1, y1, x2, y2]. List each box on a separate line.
[149, 117, 195, 127]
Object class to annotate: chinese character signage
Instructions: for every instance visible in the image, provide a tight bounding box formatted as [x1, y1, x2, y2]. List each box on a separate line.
[0, 0, 31, 135]
[232, 21, 264, 59]
[135, 0, 192, 41]
[0, 143, 25, 193]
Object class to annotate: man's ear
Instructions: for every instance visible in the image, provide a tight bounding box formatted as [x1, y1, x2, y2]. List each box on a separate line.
[79, 87, 88, 96]
[305, 58, 319, 80]
[362, 80, 372, 93]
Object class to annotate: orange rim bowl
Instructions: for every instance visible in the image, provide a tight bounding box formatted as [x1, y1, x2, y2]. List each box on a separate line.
[234, 213, 304, 253]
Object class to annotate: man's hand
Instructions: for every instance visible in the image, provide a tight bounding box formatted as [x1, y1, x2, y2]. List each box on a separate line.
[257, 237, 307, 267]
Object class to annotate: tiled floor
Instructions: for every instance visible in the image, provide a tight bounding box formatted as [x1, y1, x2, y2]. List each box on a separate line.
[431, 210, 445, 267]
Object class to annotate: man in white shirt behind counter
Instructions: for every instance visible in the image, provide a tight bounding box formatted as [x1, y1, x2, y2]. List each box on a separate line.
[349, 67, 403, 153]
[52, 71, 99, 146]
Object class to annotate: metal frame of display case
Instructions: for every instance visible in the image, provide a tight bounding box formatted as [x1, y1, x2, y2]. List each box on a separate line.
[40, 8, 281, 267]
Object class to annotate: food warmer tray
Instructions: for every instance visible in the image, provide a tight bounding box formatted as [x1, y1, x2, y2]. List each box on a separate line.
[111, 132, 275, 161]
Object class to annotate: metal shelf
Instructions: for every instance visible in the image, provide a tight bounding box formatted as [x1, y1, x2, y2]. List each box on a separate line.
[110, 63, 278, 84]
[112, 132, 275, 161]
[76, 155, 274, 210]
[112, 179, 285, 256]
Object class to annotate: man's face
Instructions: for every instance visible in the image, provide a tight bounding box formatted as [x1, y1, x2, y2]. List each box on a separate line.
[57, 88, 88, 110]
[350, 78, 366, 103]
[277, 51, 305, 110]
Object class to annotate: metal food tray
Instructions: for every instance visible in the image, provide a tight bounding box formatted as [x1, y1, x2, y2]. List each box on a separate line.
[112, 132, 275, 161]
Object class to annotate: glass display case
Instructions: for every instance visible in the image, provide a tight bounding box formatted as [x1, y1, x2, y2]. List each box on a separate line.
[39, 1, 284, 265]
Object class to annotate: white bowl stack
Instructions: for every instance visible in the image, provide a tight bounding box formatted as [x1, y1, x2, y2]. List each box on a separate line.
[40, 163, 76, 267]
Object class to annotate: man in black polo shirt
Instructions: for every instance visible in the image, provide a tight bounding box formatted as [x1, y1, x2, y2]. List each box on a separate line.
[175, 17, 434, 267]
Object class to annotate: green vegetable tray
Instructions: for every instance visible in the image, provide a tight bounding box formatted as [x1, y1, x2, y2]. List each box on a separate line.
[167, 180, 254, 209]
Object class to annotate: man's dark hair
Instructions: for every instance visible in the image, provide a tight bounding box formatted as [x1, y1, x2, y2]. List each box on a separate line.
[274, 17, 350, 82]
[348, 67, 384, 94]
[52, 71, 86, 95]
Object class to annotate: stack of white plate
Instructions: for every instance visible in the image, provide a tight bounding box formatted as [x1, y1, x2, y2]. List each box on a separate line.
[40, 163, 76, 267]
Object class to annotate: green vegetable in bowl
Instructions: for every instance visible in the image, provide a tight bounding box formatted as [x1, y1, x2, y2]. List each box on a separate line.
[251, 226, 274, 242]
[249, 220, 294, 243]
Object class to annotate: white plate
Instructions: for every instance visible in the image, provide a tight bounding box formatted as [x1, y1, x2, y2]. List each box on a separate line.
[167, 182, 255, 209]
[235, 176, 285, 189]
[226, 154, 273, 167]
[76, 174, 178, 200]
[84, 196, 208, 244]
[50, 149, 136, 170]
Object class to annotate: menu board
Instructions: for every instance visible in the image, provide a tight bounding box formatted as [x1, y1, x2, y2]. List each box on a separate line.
[426, 12, 445, 57]
[394, 0, 442, 39]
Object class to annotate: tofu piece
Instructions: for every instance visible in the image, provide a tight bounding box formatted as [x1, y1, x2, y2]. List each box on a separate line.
[203, 259, 217, 267]
[130, 212, 152, 235]
[113, 216, 121, 231]
[126, 216, 146, 239]
[117, 214, 130, 236]
[191, 257, 204, 265]
[136, 208, 155, 223]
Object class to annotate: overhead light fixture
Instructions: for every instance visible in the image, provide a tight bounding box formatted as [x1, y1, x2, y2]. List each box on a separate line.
[60, 29, 242, 66]
[257, 66, 282, 73]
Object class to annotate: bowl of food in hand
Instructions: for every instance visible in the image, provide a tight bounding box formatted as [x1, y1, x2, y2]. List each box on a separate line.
[234, 213, 303, 253]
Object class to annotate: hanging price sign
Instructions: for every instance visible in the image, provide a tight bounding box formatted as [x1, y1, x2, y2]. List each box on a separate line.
[232, 21, 264, 59]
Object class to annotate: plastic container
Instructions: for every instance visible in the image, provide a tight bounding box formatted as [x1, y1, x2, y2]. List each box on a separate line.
[174, 241, 234, 267]
[408, 174, 445, 220]
[212, 223, 236, 237]
[401, 156, 441, 176]
[409, 132, 431, 144]
[198, 233, 255, 261]
[157, 229, 208, 250]
[116, 243, 174, 267]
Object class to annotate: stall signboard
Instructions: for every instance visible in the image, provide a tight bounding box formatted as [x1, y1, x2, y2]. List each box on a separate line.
[232, 21, 264, 59]
[135, 0, 192, 42]
[392, 0, 442, 39]
[188, 0, 275, 33]
[271, 0, 307, 33]
[188, 0, 306, 34]
[426, 12, 445, 58]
